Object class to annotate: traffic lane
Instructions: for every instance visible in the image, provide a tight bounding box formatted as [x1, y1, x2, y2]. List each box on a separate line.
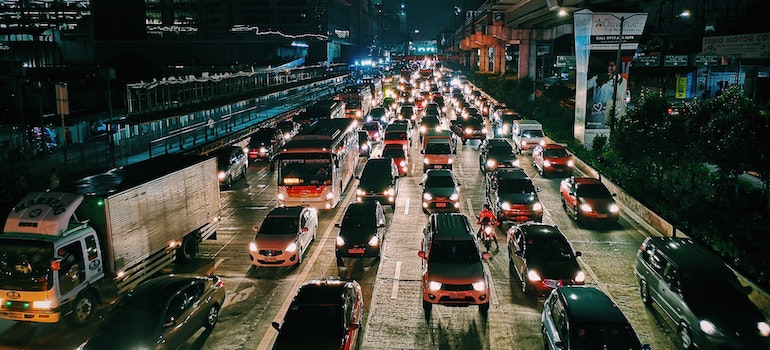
[523, 155, 680, 349]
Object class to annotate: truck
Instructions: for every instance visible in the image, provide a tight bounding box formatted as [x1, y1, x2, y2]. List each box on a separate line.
[0, 154, 220, 326]
[511, 119, 545, 154]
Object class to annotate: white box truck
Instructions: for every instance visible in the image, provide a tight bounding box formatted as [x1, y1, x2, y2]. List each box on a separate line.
[512, 119, 545, 154]
[0, 154, 220, 326]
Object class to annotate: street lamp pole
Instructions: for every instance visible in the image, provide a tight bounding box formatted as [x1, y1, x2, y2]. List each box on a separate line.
[610, 16, 625, 128]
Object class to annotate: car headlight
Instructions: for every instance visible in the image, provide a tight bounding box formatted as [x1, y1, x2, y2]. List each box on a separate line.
[423, 193, 433, 200]
[609, 204, 619, 213]
[259, 147, 267, 153]
[356, 189, 365, 196]
[580, 203, 593, 212]
[428, 281, 442, 291]
[218, 171, 226, 180]
[449, 193, 459, 201]
[368, 236, 380, 246]
[285, 242, 298, 253]
[567, 160, 575, 167]
[420, 126, 427, 133]
[575, 271, 586, 283]
[335, 236, 345, 247]
[399, 160, 406, 167]
[277, 193, 285, 200]
[423, 158, 430, 164]
[447, 158, 453, 164]
[481, 129, 487, 134]
[326, 192, 334, 200]
[501, 202, 511, 211]
[384, 188, 395, 196]
[249, 242, 257, 251]
[700, 320, 723, 336]
[465, 128, 472, 134]
[539, 140, 546, 146]
[32, 300, 52, 309]
[486, 159, 496, 168]
[543, 160, 552, 167]
[758, 322, 770, 337]
[527, 270, 542, 282]
[533, 202, 542, 211]
[472, 281, 486, 292]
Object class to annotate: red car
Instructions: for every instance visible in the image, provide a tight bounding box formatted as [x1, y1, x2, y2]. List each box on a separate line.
[381, 143, 409, 176]
[533, 143, 574, 177]
[362, 121, 383, 143]
[560, 177, 619, 224]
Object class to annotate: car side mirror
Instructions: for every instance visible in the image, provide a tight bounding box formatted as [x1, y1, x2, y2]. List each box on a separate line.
[642, 345, 651, 350]
[612, 193, 617, 197]
[301, 227, 308, 232]
[334, 223, 341, 228]
[515, 251, 523, 257]
[355, 175, 360, 180]
[420, 150, 424, 154]
[575, 251, 582, 257]
[536, 187, 542, 192]
[418, 251, 426, 259]
[163, 319, 177, 328]
[271, 321, 281, 331]
[253, 226, 258, 232]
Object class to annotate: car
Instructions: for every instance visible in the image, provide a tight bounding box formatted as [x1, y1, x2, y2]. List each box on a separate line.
[380, 143, 409, 176]
[542, 286, 651, 350]
[560, 177, 620, 224]
[419, 213, 490, 313]
[277, 120, 300, 141]
[79, 274, 226, 350]
[486, 168, 543, 223]
[398, 104, 416, 121]
[248, 206, 318, 267]
[507, 223, 585, 296]
[383, 125, 411, 154]
[247, 127, 285, 163]
[272, 278, 364, 350]
[356, 157, 399, 209]
[420, 169, 461, 213]
[533, 143, 574, 177]
[635, 237, 770, 350]
[367, 106, 388, 124]
[478, 138, 520, 173]
[450, 117, 486, 144]
[423, 102, 442, 119]
[421, 138, 454, 172]
[362, 121, 383, 143]
[213, 145, 248, 188]
[418, 115, 442, 141]
[493, 108, 521, 137]
[358, 130, 372, 157]
[334, 201, 387, 267]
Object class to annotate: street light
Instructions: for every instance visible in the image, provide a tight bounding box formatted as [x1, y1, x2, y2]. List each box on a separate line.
[609, 13, 645, 128]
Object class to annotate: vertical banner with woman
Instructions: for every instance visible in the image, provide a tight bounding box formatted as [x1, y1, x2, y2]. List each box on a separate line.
[573, 10, 647, 148]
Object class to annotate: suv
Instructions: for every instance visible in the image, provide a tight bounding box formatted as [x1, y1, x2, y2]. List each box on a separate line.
[248, 127, 284, 164]
[478, 138, 519, 174]
[334, 201, 387, 267]
[422, 138, 454, 172]
[560, 177, 619, 224]
[213, 145, 249, 188]
[486, 168, 543, 223]
[533, 143, 574, 177]
[542, 286, 651, 350]
[420, 169, 461, 213]
[418, 213, 490, 313]
[356, 157, 399, 209]
[634, 237, 770, 350]
[507, 223, 584, 296]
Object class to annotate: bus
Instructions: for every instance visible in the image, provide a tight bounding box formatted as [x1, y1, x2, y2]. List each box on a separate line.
[338, 85, 373, 120]
[294, 99, 346, 127]
[276, 118, 358, 209]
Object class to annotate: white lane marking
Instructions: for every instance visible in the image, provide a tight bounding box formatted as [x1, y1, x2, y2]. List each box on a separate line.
[403, 197, 410, 215]
[391, 261, 402, 300]
[256, 196, 349, 350]
[483, 262, 500, 306]
[457, 162, 465, 176]
[466, 198, 475, 217]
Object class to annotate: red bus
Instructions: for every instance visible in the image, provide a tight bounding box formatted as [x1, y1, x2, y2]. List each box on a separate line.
[276, 118, 358, 209]
[338, 85, 373, 120]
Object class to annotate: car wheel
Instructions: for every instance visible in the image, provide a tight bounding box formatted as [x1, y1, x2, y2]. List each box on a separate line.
[336, 256, 345, 267]
[422, 300, 432, 312]
[479, 302, 489, 313]
[66, 291, 96, 326]
[639, 280, 652, 306]
[572, 206, 580, 222]
[205, 304, 220, 330]
[226, 175, 233, 188]
[177, 236, 198, 263]
[242, 165, 248, 179]
[678, 322, 693, 350]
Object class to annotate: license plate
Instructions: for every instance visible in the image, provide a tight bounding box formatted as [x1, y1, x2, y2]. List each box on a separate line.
[435, 202, 447, 208]
[263, 256, 277, 261]
[348, 248, 365, 254]
[545, 280, 559, 288]
[596, 214, 608, 218]
[434, 165, 442, 169]
[449, 292, 464, 299]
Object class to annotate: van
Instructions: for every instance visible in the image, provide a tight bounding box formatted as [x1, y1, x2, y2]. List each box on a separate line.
[512, 119, 545, 154]
[634, 237, 770, 349]
[418, 213, 490, 313]
[541, 286, 651, 350]
[421, 138, 454, 172]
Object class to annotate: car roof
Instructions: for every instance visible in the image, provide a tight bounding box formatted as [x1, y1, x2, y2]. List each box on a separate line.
[293, 279, 355, 304]
[542, 143, 567, 150]
[344, 201, 380, 215]
[428, 213, 474, 240]
[556, 286, 630, 324]
[132, 274, 211, 300]
[266, 206, 306, 218]
[643, 237, 735, 277]
[494, 168, 529, 179]
[518, 223, 565, 240]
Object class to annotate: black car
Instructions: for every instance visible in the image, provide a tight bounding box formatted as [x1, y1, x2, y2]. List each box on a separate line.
[277, 120, 300, 141]
[478, 138, 519, 173]
[418, 115, 442, 141]
[272, 278, 364, 350]
[248, 127, 285, 164]
[355, 157, 399, 209]
[486, 168, 543, 223]
[80, 274, 226, 350]
[507, 223, 585, 297]
[450, 117, 486, 144]
[335, 201, 387, 267]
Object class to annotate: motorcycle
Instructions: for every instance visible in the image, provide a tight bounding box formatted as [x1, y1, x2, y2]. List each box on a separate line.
[475, 216, 498, 254]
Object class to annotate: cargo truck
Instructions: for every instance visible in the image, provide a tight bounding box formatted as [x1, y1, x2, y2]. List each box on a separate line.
[0, 154, 220, 326]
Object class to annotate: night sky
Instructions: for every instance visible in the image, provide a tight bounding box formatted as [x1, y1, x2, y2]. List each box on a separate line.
[382, 0, 464, 39]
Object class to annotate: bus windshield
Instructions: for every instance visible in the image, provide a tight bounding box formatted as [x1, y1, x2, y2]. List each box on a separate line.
[0, 239, 54, 291]
[279, 157, 332, 186]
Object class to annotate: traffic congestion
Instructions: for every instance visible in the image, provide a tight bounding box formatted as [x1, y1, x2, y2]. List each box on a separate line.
[1, 63, 768, 350]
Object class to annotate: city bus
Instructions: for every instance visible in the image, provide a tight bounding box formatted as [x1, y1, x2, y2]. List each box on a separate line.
[294, 99, 346, 127]
[338, 84, 373, 120]
[276, 118, 358, 209]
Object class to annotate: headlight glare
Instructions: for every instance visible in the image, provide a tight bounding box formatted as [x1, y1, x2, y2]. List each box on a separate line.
[472, 281, 486, 291]
[428, 281, 442, 291]
[285, 242, 298, 253]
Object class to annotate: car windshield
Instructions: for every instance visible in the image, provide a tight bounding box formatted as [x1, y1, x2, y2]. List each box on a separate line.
[543, 148, 569, 158]
[100, 295, 161, 335]
[385, 131, 408, 140]
[363, 123, 379, 131]
[425, 142, 451, 154]
[0, 240, 53, 291]
[569, 322, 642, 350]
[425, 175, 455, 188]
[259, 217, 299, 234]
[382, 149, 405, 158]
[526, 238, 574, 260]
[279, 305, 344, 337]
[428, 240, 480, 263]
[341, 214, 376, 233]
[576, 184, 612, 198]
[522, 129, 543, 138]
[498, 179, 535, 194]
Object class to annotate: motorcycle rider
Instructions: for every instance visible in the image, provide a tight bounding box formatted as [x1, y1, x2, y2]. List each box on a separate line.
[477, 204, 499, 250]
